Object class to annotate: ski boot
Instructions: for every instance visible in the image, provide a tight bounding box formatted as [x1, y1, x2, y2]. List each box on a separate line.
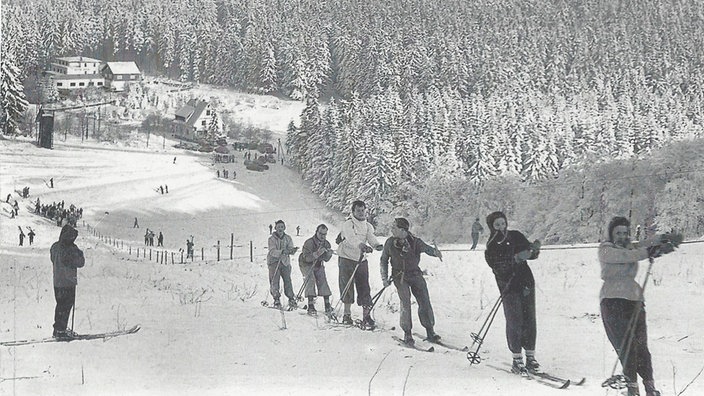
[511, 357, 528, 375]
[403, 331, 415, 346]
[324, 303, 333, 315]
[525, 356, 541, 374]
[643, 380, 660, 396]
[288, 299, 298, 311]
[272, 298, 282, 309]
[307, 304, 317, 315]
[361, 305, 376, 330]
[626, 382, 640, 396]
[425, 327, 441, 343]
[341, 314, 353, 325]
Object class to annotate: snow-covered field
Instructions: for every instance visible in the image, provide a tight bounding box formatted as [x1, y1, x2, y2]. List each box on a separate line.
[1, 135, 703, 396]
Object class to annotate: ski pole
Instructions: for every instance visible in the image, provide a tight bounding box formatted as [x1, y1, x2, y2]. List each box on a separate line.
[296, 262, 317, 302]
[330, 253, 364, 322]
[602, 257, 656, 390]
[467, 273, 516, 366]
[261, 260, 283, 307]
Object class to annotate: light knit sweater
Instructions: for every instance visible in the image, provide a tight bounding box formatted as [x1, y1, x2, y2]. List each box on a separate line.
[598, 236, 660, 302]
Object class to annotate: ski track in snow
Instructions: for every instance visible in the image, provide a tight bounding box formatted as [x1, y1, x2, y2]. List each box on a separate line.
[1, 136, 703, 396]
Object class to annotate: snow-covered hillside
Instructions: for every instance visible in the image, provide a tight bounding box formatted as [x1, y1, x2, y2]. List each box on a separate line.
[1, 136, 703, 396]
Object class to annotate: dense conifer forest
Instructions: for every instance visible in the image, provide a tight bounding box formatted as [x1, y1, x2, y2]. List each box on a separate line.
[2, 0, 703, 241]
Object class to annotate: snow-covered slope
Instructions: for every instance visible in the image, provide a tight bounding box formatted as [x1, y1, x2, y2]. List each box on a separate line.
[1, 137, 702, 396]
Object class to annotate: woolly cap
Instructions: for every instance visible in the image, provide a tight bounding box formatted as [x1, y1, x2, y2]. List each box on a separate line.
[394, 217, 410, 230]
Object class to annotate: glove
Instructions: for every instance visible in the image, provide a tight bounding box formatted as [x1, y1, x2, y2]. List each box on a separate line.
[359, 243, 373, 253]
[514, 250, 532, 262]
[335, 232, 344, 245]
[315, 246, 327, 258]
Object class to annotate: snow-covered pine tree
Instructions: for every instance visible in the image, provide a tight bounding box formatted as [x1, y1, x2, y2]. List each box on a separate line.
[0, 54, 30, 135]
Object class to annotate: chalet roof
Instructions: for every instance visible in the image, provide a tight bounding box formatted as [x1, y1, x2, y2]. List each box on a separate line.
[103, 61, 141, 75]
[56, 56, 102, 63]
[174, 99, 210, 128]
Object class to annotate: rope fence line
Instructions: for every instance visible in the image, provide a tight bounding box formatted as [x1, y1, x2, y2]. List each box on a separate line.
[82, 222, 269, 265]
[437, 239, 703, 253]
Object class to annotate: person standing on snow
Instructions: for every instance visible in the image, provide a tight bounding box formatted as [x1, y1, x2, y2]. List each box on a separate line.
[336, 200, 383, 327]
[484, 211, 542, 374]
[599, 217, 677, 396]
[471, 217, 484, 250]
[157, 232, 164, 247]
[298, 224, 334, 315]
[19, 228, 25, 246]
[267, 220, 299, 309]
[50, 224, 85, 339]
[380, 218, 443, 345]
[28, 228, 36, 245]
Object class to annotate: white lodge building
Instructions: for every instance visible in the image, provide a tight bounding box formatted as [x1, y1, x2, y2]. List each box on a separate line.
[45, 56, 142, 93]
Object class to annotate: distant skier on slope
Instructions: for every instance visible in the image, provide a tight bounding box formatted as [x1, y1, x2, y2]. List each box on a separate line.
[336, 200, 383, 327]
[298, 224, 334, 315]
[484, 211, 542, 375]
[267, 220, 299, 309]
[380, 217, 443, 346]
[599, 217, 678, 396]
[50, 224, 85, 340]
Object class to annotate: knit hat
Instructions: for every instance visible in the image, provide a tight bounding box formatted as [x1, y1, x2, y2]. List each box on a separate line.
[486, 211, 507, 232]
[394, 217, 410, 230]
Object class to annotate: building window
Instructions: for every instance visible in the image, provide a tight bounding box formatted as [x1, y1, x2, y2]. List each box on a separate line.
[130, 75, 136, 80]
[206, 110, 211, 116]
[97, 82, 103, 86]
[70, 82, 76, 87]
[57, 82, 63, 87]
[202, 120, 206, 126]
[89, 82, 94, 86]
[79, 82, 85, 87]
[116, 75, 123, 80]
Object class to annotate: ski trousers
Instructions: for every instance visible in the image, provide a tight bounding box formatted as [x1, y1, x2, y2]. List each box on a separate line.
[299, 263, 332, 298]
[394, 274, 435, 333]
[268, 262, 295, 301]
[600, 298, 654, 383]
[338, 257, 372, 306]
[53, 287, 76, 332]
[500, 283, 537, 354]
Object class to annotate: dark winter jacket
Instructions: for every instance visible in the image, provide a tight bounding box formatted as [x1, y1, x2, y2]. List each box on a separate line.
[380, 233, 438, 282]
[50, 225, 85, 287]
[299, 234, 333, 267]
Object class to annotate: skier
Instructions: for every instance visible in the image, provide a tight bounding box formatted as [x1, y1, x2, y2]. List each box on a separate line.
[133, 217, 139, 228]
[599, 217, 676, 396]
[5, 193, 10, 203]
[157, 232, 164, 247]
[267, 220, 299, 309]
[471, 217, 484, 250]
[484, 211, 542, 374]
[268, 224, 273, 234]
[298, 224, 334, 314]
[186, 239, 194, 259]
[28, 229, 36, 245]
[296, 225, 300, 236]
[380, 218, 443, 345]
[337, 200, 383, 326]
[19, 229, 25, 246]
[50, 224, 85, 339]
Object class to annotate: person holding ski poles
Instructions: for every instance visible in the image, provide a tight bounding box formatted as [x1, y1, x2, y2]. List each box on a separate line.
[484, 211, 541, 375]
[380, 217, 443, 346]
[267, 220, 299, 309]
[337, 200, 383, 327]
[298, 224, 334, 315]
[50, 224, 85, 340]
[599, 217, 678, 396]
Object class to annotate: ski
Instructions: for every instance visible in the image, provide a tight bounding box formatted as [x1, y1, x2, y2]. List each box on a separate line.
[391, 335, 434, 352]
[414, 332, 468, 352]
[488, 364, 570, 389]
[1, 325, 140, 347]
[533, 371, 585, 386]
[261, 300, 296, 311]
